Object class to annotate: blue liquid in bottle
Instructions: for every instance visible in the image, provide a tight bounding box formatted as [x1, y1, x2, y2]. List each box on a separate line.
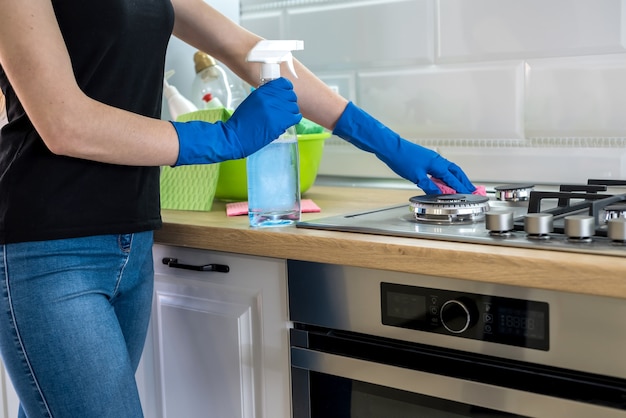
[247, 126, 301, 227]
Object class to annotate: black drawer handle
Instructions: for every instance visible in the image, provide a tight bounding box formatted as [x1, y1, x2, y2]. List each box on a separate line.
[162, 257, 230, 273]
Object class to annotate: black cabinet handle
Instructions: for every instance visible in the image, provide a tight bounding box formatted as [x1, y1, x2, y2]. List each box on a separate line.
[162, 257, 230, 273]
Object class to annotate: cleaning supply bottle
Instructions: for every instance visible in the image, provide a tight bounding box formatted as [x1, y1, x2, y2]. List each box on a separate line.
[201, 93, 224, 109]
[191, 51, 232, 110]
[163, 70, 198, 120]
[245, 40, 304, 227]
[228, 78, 250, 110]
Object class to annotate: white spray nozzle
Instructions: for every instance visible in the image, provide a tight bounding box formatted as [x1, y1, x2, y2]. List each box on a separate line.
[246, 40, 304, 81]
[163, 69, 176, 87]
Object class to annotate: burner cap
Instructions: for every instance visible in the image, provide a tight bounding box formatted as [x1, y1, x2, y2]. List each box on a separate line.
[494, 183, 535, 202]
[409, 194, 489, 205]
[409, 194, 490, 224]
[606, 204, 626, 212]
[604, 204, 626, 222]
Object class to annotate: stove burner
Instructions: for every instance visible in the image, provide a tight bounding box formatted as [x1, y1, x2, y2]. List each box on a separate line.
[409, 194, 490, 224]
[604, 204, 626, 222]
[494, 183, 535, 202]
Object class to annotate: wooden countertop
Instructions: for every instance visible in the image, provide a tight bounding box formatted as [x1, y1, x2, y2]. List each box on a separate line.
[155, 185, 626, 300]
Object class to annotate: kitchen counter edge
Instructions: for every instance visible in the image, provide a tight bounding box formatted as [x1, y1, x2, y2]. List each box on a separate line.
[154, 185, 626, 300]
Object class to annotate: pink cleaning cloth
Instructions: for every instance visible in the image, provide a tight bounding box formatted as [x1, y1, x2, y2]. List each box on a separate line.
[431, 177, 487, 196]
[226, 199, 321, 217]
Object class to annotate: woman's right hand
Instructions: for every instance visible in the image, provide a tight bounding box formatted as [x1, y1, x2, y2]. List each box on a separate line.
[171, 77, 302, 166]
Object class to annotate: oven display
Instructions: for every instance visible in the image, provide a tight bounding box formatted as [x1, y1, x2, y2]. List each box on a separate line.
[381, 283, 549, 350]
[385, 292, 427, 320]
[497, 307, 546, 340]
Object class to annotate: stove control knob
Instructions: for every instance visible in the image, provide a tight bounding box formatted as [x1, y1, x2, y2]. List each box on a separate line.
[524, 213, 553, 239]
[608, 218, 626, 243]
[485, 211, 514, 235]
[440, 299, 476, 334]
[564, 215, 595, 241]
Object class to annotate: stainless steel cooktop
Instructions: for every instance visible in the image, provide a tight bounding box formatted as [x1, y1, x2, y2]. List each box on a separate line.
[297, 180, 626, 257]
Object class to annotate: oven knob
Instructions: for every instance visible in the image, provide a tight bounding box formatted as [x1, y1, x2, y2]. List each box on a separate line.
[440, 299, 476, 334]
[607, 218, 626, 243]
[485, 211, 514, 236]
[524, 213, 553, 239]
[564, 215, 595, 242]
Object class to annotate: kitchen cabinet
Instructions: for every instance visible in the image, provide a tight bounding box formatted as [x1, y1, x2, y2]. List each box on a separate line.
[0, 361, 19, 418]
[141, 244, 291, 418]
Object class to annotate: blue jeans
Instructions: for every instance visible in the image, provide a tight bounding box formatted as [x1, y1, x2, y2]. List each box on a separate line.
[0, 232, 154, 418]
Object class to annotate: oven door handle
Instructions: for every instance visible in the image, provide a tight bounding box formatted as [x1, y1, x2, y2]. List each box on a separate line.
[290, 347, 623, 418]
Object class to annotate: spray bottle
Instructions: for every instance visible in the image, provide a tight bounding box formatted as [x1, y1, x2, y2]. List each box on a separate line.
[245, 40, 304, 227]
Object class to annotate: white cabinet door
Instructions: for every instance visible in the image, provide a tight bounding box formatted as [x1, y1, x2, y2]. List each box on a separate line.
[145, 245, 291, 418]
[0, 361, 19, 418]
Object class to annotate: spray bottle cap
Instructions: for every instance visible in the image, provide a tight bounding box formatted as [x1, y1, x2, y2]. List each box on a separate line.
[163, 70, 178, 99]
[246, 40, 304, 81]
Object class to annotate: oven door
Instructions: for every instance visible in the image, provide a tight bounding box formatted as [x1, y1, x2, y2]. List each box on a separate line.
[290, 327, 626, 418]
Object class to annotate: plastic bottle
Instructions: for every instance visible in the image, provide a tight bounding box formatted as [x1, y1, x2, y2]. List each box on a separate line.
[245, 40, 304, 227]
[191, 51, 232, 110]
[163, 70, 198, 120]
[228, 77, 250, 110]
[201, 93, 224, 109]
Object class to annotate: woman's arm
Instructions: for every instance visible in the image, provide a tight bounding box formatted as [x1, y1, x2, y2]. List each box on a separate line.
[0, 0, 181, 166]
[170, 0, 349, 131]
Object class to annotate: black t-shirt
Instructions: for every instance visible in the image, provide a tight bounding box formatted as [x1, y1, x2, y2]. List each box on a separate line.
[0, 0, 175, 244]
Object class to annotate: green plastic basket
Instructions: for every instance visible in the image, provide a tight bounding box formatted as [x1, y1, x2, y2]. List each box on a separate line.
[160, 109, 230, 211]
[214, 132, 330, 201]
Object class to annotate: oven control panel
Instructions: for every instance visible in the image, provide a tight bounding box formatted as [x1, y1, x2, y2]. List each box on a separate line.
[381, 283, 549, 350]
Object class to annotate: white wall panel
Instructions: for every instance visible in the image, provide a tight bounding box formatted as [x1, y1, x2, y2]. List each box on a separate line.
[240, 11, 283, 41]
[525, 54, 626, 137]
[438, 0, 625, 62]
[285, 0, 435, 70]
[358, 62, 524, 139]
[440, 146, 626, 185]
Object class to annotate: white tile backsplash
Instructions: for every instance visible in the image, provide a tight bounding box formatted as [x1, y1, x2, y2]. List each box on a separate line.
[358, 61, 524, 138]
[285, 0, 435, 69]
[240, 10, 283, 41]
[525, 54, 626, 137]
[440, 145, 626, 185]
[240, 0, 626, 185]
[437, 0, 626, 63]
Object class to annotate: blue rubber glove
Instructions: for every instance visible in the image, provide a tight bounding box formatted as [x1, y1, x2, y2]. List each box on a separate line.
[170, 77, 302, 166]
[333, 102, 476, 195]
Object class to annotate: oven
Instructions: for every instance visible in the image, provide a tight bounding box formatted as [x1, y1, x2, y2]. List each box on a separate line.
[289, 179, 626, 417]
[288, 261, 626, 418]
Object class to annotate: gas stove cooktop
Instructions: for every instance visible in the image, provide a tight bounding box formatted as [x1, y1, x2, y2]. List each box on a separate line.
[297, 179, 626, 257]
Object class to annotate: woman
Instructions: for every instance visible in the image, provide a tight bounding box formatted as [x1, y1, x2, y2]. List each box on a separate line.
[0, 0, 475, 416]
